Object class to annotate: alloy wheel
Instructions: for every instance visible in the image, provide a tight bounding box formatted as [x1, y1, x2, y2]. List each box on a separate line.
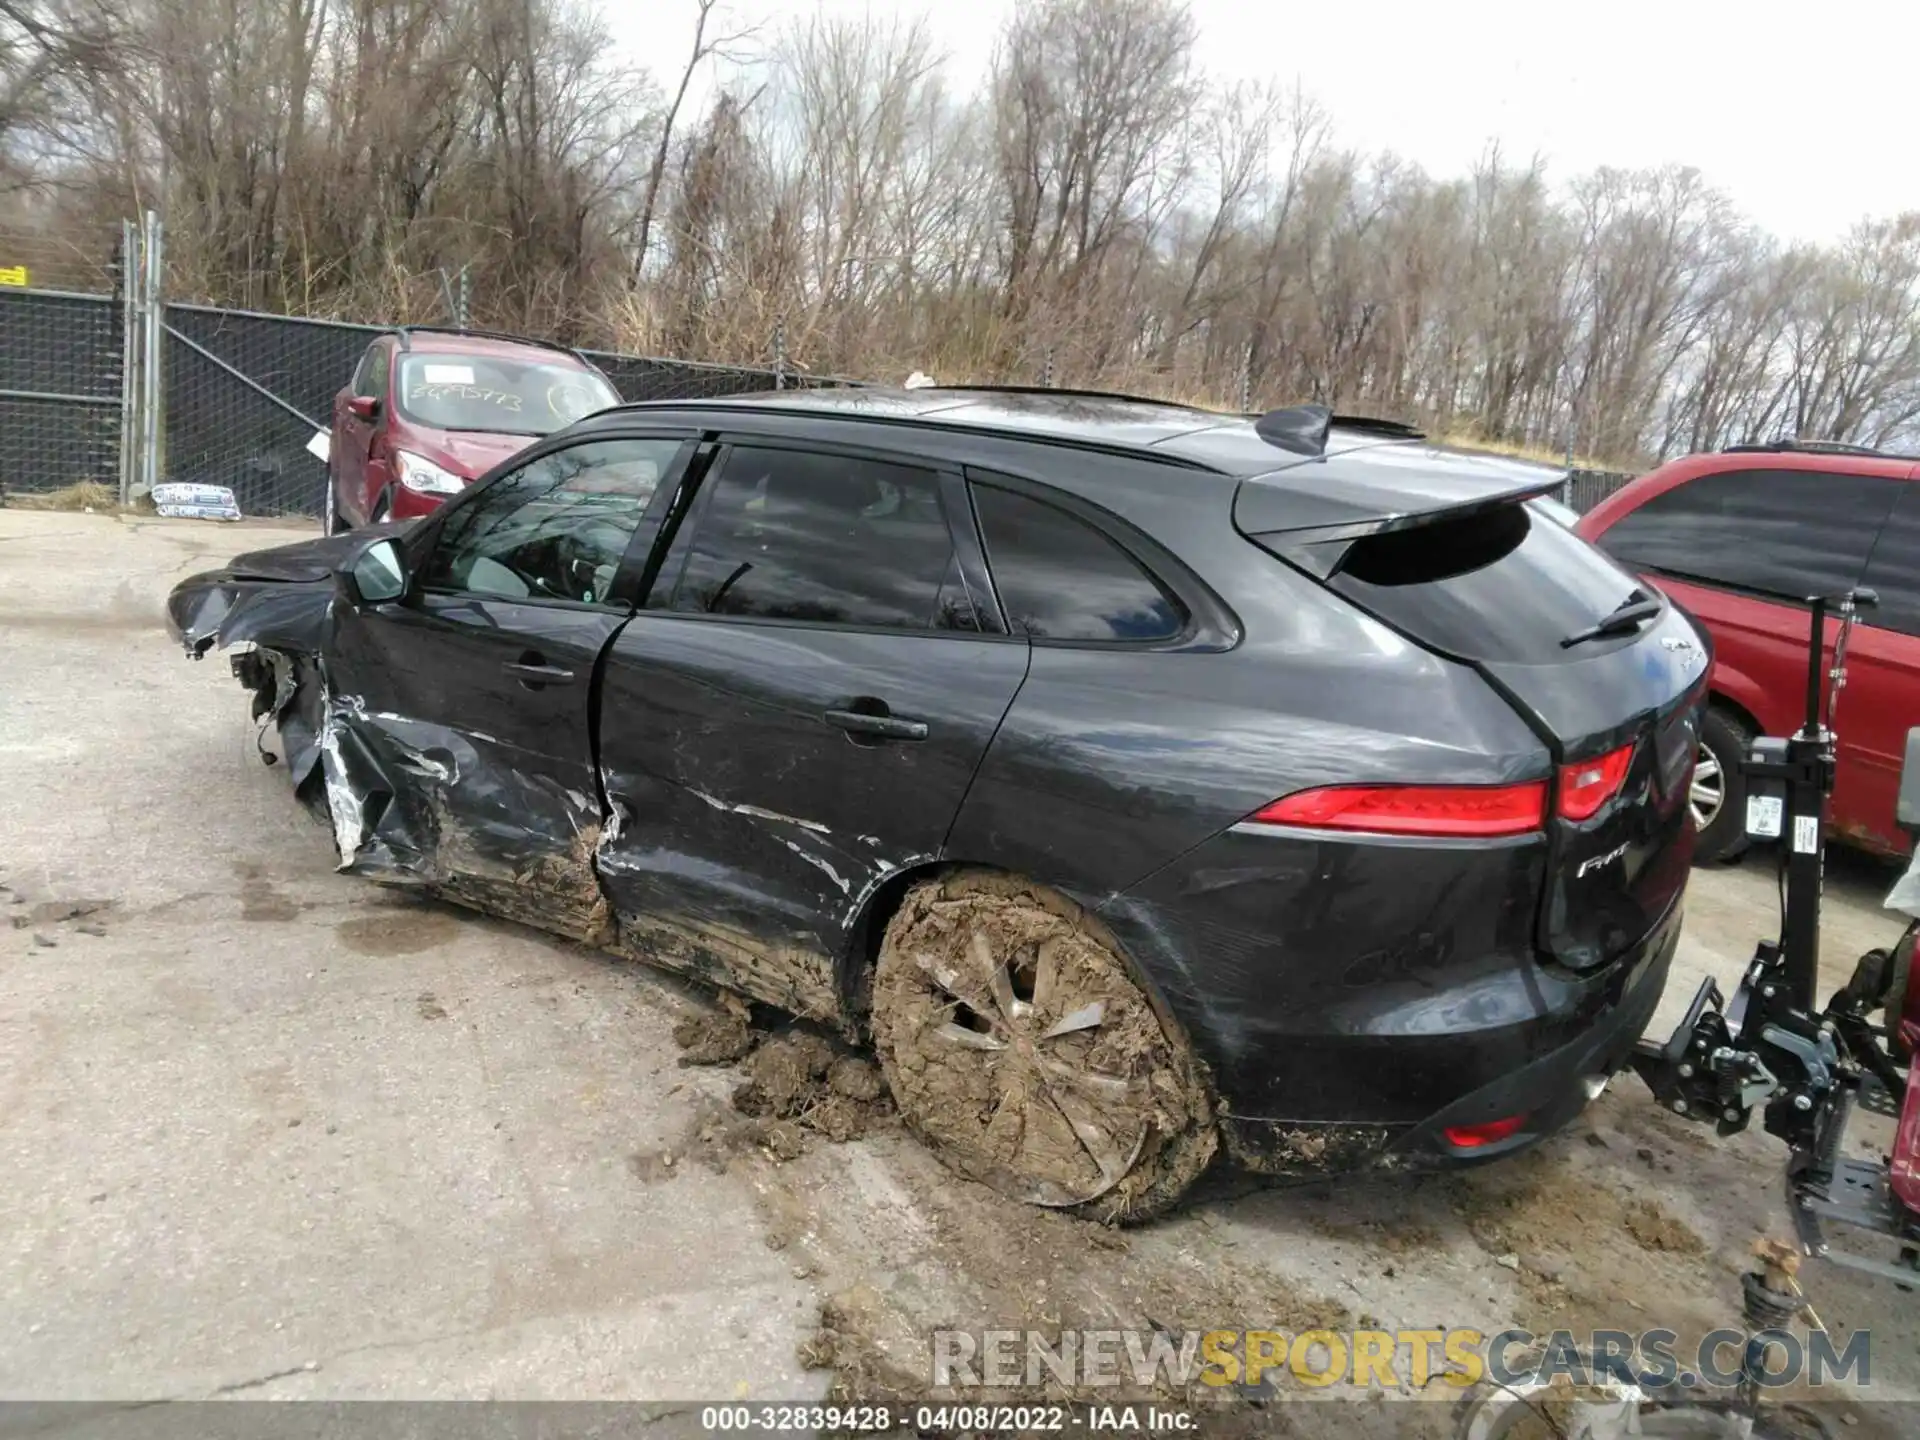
[871, 873, 1216, 1220]
[1689, 742, 1725, 832]
[913, 928, 1151, 1207]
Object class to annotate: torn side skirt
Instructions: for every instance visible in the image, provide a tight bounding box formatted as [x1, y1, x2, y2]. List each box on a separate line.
[611, 908, 843, 1025]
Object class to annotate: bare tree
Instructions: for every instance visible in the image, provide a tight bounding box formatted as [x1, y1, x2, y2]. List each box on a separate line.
[8, 0, 1920, 463]
[629, 0, 756, 286]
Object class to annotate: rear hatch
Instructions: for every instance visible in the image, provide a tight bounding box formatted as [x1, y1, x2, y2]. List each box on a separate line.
[1237, 444, 1708, 971]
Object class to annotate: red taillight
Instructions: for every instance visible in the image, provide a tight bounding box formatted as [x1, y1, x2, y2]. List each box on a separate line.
[1443, 1114, 1529, 1149]
[1556, 742, 1635, 822]
[1249, 781, 1549, 838]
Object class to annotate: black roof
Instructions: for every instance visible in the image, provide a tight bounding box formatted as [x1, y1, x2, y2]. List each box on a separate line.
[594, 386, 1459, 478]
[586, 387, 1565, 534]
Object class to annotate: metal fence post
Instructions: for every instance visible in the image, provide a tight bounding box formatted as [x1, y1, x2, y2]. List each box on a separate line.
[1562, 407, 1577, 506]
[139, 210, 164, 497]
[1239, 342, 1253, 414]
[455, 264, 471, 330]
[117, 219, 138, 505]
[1041, 347, 1055, 388]
[773, 319, 787, 390]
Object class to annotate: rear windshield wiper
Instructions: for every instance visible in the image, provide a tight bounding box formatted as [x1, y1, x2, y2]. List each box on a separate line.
[1560, 594, 1663, 649]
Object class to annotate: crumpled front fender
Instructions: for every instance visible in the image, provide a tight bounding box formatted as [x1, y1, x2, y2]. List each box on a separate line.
[168, 570, 336, 658]
[166, 522, 416, 658]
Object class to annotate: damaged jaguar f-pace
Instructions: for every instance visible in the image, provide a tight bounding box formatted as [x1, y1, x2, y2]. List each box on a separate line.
[168, 388, 1708, 1219]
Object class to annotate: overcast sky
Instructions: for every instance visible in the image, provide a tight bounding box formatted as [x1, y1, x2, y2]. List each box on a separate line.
[607, 0, 1920, 245]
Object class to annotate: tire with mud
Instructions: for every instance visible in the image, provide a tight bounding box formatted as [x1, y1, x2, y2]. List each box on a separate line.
[870, 870, 1217, 1223]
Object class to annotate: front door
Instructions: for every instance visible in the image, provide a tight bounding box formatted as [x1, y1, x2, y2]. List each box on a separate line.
[322, 433, 692, 937]
[595, 441, 1029, 1020]
[332, 342, 391, 525]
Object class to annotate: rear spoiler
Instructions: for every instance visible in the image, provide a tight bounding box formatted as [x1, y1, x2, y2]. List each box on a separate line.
[1236, 470, 1567, 580]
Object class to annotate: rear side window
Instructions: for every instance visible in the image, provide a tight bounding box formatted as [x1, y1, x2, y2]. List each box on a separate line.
[665, 446, 976, 631]
[1860, 488, 1920, 636]
[1595, 467, 1899, 601]
[972, 485, 1183, 642]
[1328, 503, 1643, 663]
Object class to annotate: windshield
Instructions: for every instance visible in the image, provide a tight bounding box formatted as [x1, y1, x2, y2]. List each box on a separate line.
[396, 354, 619, 435]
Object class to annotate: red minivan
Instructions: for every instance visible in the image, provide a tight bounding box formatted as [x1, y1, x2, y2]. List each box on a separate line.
[1577, 443, 1920, 861]
[325, 328, 621, 533]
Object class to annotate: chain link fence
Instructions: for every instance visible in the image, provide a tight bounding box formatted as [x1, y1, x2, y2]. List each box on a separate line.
[161, 306, 381, 518]
[0, 287, 127, 502]
[1563, 468, 1639, 513]
[583, 350, 797, 403]
[156, 313, 844, 518]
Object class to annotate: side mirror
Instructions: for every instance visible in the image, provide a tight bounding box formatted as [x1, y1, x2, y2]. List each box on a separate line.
[1900, 728, 1920, 834]
[341, 538, 408, 606]
[347, 395, 380, 421]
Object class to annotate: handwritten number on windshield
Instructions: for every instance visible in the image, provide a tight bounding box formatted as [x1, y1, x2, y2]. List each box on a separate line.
[410, 384, 525, 411]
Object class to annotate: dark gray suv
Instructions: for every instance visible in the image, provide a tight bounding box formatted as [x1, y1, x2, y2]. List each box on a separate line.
[169, 387, 1706, 1219]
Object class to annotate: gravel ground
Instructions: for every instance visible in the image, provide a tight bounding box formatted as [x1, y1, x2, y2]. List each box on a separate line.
[2, 507, 1913, 1431]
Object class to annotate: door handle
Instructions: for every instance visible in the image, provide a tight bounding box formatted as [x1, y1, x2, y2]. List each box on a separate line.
[824, 708, 928, 742]
[504, 659, 576, 687]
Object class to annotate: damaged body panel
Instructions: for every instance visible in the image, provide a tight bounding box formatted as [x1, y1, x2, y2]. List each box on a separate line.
[593, 613, 1031, 1023]
[322, 590, 623, 900]
[174, 563, 619, 944]
[171, 387, 1708, 1217]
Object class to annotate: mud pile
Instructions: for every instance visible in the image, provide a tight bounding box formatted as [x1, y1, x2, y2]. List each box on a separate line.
[672, 994, 894, 1147]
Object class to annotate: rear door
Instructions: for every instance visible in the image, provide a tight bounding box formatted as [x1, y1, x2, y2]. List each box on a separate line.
[1592, 464, 1905, 847]
[594, 440, 1028, 1020]
[1318, 503, 1708, 971]
[323, 432, 691, 929]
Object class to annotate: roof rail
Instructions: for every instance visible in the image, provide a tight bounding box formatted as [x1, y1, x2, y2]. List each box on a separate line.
[1722, 438, 1891, 459]
[392, 325, 598, 371]
[919, 383, 1219, 411]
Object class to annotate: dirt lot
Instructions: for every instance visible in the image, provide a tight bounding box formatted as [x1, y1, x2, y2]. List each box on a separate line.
[2, 507, 1915, 1426]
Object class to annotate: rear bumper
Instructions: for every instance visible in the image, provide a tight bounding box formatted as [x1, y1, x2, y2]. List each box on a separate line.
[1095, 826, 1685, 1175]
[1218, 905, 1678, 1174]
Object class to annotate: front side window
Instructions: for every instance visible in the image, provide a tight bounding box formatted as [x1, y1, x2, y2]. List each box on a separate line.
[397, 354, 620, 437]
[1596, 467, 1900, 601]
[971, 483, 1184, 642]
[420, 438, 680, 605]
[351, 344, 388, 401]
[365, 344, 391, 403]
[663, 446, 973, 631]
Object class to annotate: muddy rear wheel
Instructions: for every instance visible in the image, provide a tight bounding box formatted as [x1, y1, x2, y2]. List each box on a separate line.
[870, 871, 1216, 1222]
